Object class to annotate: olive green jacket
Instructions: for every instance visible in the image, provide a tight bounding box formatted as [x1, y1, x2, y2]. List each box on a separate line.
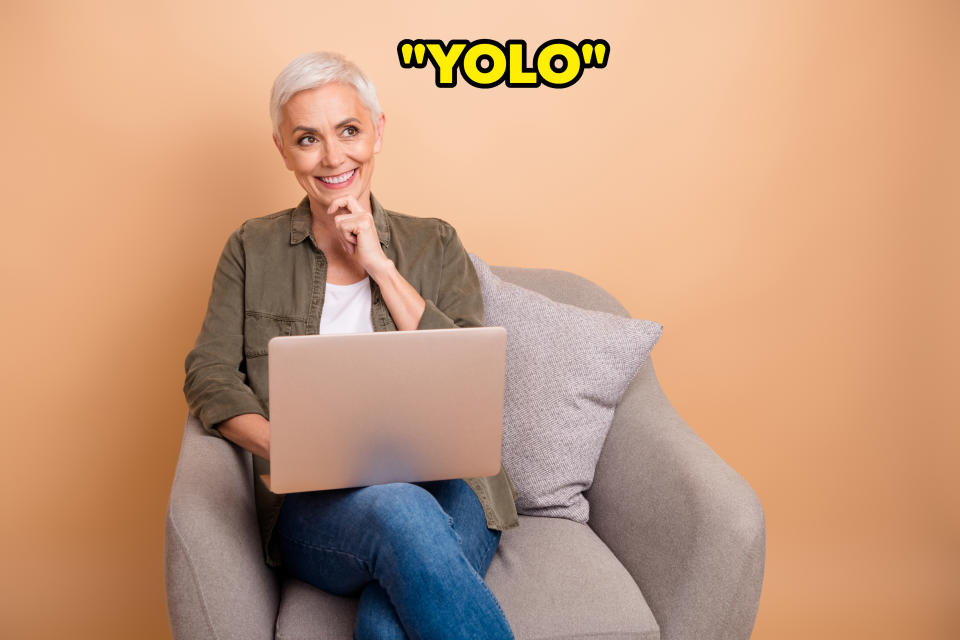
[183, 193, 520, 569]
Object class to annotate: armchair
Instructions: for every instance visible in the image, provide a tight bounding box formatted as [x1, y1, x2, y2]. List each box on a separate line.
[165, 264, 765, 640]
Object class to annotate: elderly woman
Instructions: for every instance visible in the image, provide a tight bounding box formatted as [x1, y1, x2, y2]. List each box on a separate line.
[183, 52, 519, 639]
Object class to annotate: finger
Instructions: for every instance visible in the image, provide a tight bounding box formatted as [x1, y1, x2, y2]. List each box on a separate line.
[334, 214, 361, 244]
[333, 220, 362, 260]
[326, 198, 348, 216]
[340, 194, 363, 213]
[336, 214, 371, 244]
[327, 195, 363, 216]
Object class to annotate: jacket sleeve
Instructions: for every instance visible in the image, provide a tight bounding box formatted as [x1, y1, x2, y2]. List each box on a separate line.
[183, 225, 267, 438]
[416, 222, 485, 330]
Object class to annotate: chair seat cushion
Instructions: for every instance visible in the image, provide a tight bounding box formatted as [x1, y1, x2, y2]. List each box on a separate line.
[275, 516, 660, 640]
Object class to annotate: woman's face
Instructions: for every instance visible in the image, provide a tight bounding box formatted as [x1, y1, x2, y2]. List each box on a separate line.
[274, 82, 385, 214]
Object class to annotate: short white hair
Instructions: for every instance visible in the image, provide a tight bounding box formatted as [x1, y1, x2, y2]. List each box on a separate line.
[269, 51, 382, 141]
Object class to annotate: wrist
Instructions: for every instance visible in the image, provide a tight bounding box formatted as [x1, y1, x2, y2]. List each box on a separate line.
[368, 257, 398, 284]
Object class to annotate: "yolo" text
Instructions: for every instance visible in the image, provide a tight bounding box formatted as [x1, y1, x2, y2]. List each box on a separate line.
[397, 38, 610, 89]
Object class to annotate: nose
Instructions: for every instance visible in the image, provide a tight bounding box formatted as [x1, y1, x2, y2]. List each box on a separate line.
[322, 138, 346, 168]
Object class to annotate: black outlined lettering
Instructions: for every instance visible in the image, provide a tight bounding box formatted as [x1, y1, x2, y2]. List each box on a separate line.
[397, 38, 609, 88]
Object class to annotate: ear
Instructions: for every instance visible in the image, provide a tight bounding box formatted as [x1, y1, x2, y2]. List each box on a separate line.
[273, 133, 293, 170]
[373, 112, 386, 153]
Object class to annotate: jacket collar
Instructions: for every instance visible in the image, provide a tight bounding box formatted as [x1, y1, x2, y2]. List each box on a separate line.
[289, 193, 392, 248]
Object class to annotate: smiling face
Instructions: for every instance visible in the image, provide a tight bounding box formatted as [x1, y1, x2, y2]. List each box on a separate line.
[274, 82, 385, 214]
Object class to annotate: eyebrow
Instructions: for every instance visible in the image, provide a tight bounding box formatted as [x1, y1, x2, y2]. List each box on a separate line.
[292, 118, 361, 134]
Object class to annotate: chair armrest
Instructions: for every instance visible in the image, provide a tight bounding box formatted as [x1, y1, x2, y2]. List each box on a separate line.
[165, 411, 280, 640]
[585, 357, 765, 640]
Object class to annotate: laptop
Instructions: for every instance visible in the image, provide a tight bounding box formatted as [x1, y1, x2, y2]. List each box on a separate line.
[261, 326, 507, 494]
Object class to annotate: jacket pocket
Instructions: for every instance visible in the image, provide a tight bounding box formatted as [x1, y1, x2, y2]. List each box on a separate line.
[243, 312, 296, 359]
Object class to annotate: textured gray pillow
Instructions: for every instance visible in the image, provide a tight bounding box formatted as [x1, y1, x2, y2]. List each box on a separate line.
[468, 253, 663, 523]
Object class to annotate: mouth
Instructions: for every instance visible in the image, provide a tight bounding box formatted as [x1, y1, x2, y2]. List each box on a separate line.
[315, 168, 357, 189]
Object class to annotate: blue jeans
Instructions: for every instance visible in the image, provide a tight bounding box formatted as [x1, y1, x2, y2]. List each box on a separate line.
[275, 479, 515, 640]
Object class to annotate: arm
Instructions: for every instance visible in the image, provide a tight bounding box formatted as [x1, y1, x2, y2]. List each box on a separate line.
[371, 261, 427, 331]
[585, 357, 765, 640]
[171, 228, 280, 638]
[166, 412, 279, 640]
[328, 195, 481, 331]
[371, 221, 483, 331]
[183, 226, 268, 443]
[414, 222, 484, 330]
[219, 413, 270, 460]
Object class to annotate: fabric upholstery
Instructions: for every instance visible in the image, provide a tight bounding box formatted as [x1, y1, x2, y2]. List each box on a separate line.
[276, 516, 659, 640]
[165, 413, 280, 640]
[585, 352, 766, 640]
[166, 262, 765, 640]
[470, 254, 663, 522]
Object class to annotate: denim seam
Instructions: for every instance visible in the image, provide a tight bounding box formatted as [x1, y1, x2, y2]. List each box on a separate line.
[275, 531, 372, 573]
[445, 513, 464, 549]
[477, 577, 512, 638]
[482, 533, 499, 572]
[463, 555, 512, 638]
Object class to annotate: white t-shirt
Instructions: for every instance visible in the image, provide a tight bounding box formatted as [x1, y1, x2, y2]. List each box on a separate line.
[317, 278, 374, 334]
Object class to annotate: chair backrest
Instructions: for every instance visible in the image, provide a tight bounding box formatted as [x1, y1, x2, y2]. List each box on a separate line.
[490, 265, 632, 319]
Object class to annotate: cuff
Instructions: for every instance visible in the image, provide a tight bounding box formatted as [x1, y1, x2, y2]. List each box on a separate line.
[417, 298, 458, 330]
[195, 389, 267, 438]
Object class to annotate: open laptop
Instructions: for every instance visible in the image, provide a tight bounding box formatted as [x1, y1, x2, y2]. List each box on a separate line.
[261, 326, 507, 494]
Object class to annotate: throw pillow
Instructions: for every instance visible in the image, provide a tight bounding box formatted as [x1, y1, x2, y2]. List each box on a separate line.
[468, 253, 663, 523]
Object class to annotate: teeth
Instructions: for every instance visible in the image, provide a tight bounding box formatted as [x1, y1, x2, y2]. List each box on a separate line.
[319, 169, 355, 184]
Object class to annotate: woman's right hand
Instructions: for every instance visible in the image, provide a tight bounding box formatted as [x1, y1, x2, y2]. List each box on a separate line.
[218, 413, 271, 460]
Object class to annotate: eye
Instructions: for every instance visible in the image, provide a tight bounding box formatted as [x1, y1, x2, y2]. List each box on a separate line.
[342, 126, 359, 137]
[297, 134, 317, 146]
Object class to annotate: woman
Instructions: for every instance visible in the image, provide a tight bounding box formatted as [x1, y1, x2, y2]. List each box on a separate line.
[183, 51, 519, 639]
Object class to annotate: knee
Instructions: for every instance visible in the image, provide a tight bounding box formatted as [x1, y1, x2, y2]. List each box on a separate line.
[357, 483, 453, 537]
[354, 483, 463, 565]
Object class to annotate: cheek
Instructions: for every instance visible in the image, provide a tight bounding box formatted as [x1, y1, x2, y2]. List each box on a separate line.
[292, 153, 317, 173]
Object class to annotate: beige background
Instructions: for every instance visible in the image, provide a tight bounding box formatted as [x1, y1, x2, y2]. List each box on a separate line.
[1, 1, 957, 638]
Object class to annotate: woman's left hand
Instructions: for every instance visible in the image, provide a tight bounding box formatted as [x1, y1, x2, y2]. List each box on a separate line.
[326, 195, 392, 277]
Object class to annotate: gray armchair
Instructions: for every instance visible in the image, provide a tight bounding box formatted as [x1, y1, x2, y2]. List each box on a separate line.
[165, 265, 765, 640]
